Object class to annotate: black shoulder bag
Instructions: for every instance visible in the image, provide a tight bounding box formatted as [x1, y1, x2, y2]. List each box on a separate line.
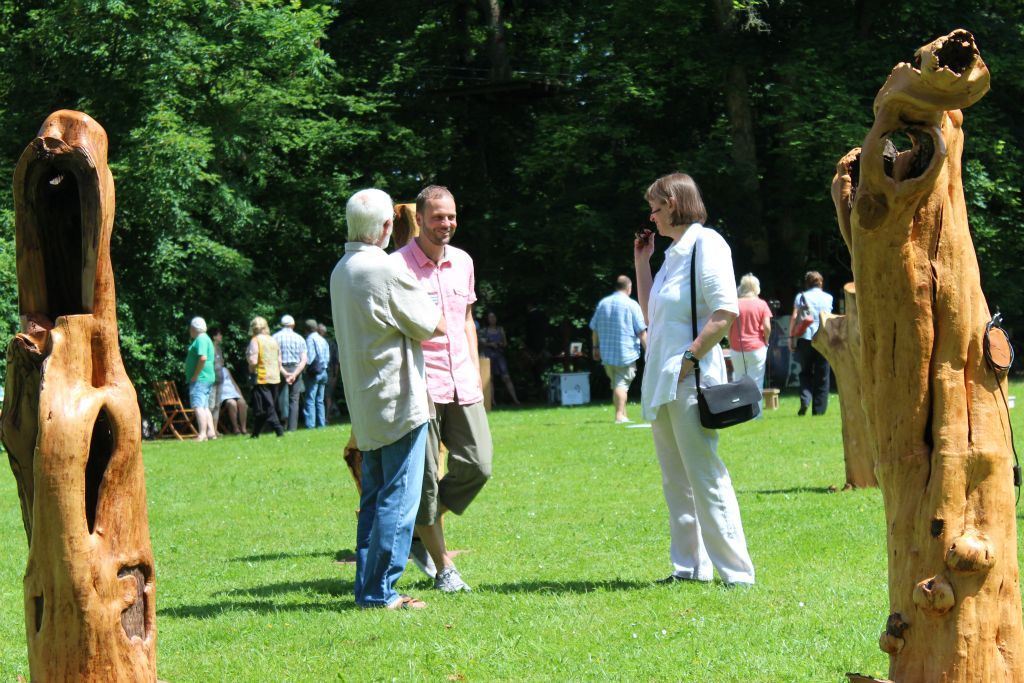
[690, 239, 762, 429]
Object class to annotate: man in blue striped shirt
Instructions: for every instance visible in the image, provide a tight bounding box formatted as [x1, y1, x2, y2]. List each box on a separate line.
[590, 275, 648, 423]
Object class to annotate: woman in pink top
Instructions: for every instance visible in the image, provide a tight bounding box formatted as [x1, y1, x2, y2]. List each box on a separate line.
[728, 274, 772, 404]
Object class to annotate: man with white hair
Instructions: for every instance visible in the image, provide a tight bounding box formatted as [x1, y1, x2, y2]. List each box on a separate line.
[185, 316, 218, 441]
[273, 314, 307, 431]
[331, 188, 445, 609]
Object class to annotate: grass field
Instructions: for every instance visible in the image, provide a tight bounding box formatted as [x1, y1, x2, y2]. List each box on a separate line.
[1, 389, 1022, 681]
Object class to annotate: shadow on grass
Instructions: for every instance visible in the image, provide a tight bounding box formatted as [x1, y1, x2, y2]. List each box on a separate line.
[746, 486, 834, 495]
[161, 578, 358, 618]
[475, 578, 654, 594]
[229, 550, 340, 563]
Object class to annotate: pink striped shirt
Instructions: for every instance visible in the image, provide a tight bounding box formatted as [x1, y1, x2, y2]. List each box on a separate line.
[392, 240, 483, 405]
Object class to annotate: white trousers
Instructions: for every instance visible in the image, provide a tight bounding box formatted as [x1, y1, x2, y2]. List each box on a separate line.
[731, 347, 768, 415]
[651, 386, 755, 584]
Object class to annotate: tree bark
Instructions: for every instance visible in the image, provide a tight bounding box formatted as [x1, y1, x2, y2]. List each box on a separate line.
[832, 31, 1023, 681]
[1, 110, 157, 681]
[812, 283, 878, 489]
[709, 0, 768, 265]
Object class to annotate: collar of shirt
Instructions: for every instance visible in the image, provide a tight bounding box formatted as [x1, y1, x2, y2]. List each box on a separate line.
[345, 241, 383, 255]
[665, 223, 703, 258]
[409, 237, 451, 270]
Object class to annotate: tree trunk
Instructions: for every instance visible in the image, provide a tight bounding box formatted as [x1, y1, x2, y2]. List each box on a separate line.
[812, 283, 878, 489]
[1, 110, 157, 681]
[476, 0, 510, 81]
[709, 0, 768, 265]
[832, 32, 1024, 681]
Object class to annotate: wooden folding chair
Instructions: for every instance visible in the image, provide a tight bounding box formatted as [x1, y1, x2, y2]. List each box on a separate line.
[151, 381, 199, 439]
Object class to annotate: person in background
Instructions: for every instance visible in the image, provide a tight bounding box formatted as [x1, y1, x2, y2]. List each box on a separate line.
[247, 316, 285, 438]
[479, 311, 521, 406]
[273, 314, 307, 431]
[331, 187, 445, 610]
[728, 273, 773, 411]
[185, 316, 218, 442]
[590, 275, 647, 423]
[320, 322, 341, 421]
[303, 318, 330, 429]
[788, 271, 834, 416]
[635, 172, 755, 588]
[218, 363, 249, 435]
[392, 185, 493, 593]
[209, 326, 227, 432]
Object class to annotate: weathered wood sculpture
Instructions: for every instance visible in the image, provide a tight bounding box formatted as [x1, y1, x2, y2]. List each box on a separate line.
[812, 283, 878, 489]
[1, 111, 157, 680]
[831, 31, 1024, 681]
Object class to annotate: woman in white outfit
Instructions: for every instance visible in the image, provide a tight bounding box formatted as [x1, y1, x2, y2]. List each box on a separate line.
[634, 172, 755, 587]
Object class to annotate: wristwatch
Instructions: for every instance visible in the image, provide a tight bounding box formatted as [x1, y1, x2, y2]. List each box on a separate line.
[683, 349, 698, 364]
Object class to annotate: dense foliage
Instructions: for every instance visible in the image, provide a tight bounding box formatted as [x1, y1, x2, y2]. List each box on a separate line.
[2, 1, 1024, 412]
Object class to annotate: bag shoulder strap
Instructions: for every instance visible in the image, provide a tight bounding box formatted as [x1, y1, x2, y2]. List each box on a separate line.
[690, 239, 702, 393]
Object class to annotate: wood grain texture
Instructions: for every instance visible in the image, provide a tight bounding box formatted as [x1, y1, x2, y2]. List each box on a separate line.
[832, 31, 1024, 682]
[1, 110, 157, 681]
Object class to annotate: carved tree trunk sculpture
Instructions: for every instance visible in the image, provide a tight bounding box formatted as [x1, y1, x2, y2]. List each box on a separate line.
[1, 111, 157, 681]
[812, 282, 878, 489]
[832, 32, 1024, 681]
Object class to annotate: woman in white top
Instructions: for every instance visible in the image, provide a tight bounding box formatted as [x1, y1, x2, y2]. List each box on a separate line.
[634, 172, 755, 587]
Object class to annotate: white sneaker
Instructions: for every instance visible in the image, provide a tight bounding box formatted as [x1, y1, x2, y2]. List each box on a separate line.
[434, 566, 471, 593]
[408, 538, 436, 580]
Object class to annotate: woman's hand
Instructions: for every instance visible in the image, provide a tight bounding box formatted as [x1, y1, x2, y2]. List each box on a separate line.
[634, 229, 655, 261]
[677, 358, 694, 382]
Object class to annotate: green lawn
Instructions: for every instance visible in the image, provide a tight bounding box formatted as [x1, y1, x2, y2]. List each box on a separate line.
[1, 389, 1023, 681]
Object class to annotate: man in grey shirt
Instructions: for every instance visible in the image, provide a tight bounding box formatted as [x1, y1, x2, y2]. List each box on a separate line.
[330, 188, 445, 610]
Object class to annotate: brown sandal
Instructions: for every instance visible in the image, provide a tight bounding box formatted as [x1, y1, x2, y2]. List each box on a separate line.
[386, 594, 427, 610]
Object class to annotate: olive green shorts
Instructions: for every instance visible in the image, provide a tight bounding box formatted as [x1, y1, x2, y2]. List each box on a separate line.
[417, 400, 493, 526]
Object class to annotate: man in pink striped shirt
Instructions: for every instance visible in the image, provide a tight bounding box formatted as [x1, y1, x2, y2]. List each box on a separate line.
[391, 185, 493, 593]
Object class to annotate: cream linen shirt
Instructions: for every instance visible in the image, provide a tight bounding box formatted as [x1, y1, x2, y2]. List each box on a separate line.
[641, 224, 739, 421]
[330, 242, 442, 451]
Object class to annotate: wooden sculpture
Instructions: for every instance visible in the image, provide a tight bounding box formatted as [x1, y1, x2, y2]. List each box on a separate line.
[832, 31, 1024, 681]
[1, 111, 157, 681]
[812, 283, 878, 489]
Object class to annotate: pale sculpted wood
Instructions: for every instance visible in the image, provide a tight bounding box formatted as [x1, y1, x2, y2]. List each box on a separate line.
[1, 111, 157, 681]
[832, 31, 1024, 682]
[812, 283, 878, 489]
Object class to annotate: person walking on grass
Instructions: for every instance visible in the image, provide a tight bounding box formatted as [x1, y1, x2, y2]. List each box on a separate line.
[331, 188, 445, 610]
[185, 316, 218, 442]
[392, 185, 493, 593]
[590, 275, 647, 423]
[788, 270, 833, 416]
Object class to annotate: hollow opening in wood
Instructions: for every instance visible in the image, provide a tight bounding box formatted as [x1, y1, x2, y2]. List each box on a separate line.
[118, 565, 148, 640]
[33, 594, 43, 633]
[883, 131, 934, 181]
[933, 32, 976, 75]
[85, 408, 115, 534]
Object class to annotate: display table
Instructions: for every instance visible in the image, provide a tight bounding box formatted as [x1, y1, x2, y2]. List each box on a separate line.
[548, 372, 590, 406]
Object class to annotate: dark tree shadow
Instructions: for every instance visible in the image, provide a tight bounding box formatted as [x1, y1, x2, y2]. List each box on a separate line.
[229, 549, 340, 563]
[745, 486, 835, 495]
[212, 578, 349, 599]
[160, 578, 358, 618]
[475, 578, 656, 594]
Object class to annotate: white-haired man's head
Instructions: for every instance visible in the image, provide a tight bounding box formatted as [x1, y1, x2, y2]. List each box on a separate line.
[346, 188, 394, 245]
[189, 316, 207, 338]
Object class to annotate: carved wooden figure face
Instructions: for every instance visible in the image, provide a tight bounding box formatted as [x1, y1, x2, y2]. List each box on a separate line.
[3, 110, 157, 681]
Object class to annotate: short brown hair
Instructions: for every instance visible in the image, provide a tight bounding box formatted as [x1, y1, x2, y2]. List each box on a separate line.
[415, 185, 454, 215]
[645, 173, 707, 226]
[804, 271, 824, 288]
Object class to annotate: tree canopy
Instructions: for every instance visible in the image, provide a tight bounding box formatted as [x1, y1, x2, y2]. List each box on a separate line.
[2, 1, 1023, 411]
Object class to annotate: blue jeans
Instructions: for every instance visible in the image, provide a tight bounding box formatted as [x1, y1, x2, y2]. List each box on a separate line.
[354, 423, 427, 607]
[303, 370, 328, 428]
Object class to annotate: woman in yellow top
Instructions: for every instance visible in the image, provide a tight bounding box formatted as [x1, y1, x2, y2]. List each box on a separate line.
[246, 316, 285, 438]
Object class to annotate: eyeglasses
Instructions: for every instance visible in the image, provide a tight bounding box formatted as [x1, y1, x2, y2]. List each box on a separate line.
[649, 207, 663, 216]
